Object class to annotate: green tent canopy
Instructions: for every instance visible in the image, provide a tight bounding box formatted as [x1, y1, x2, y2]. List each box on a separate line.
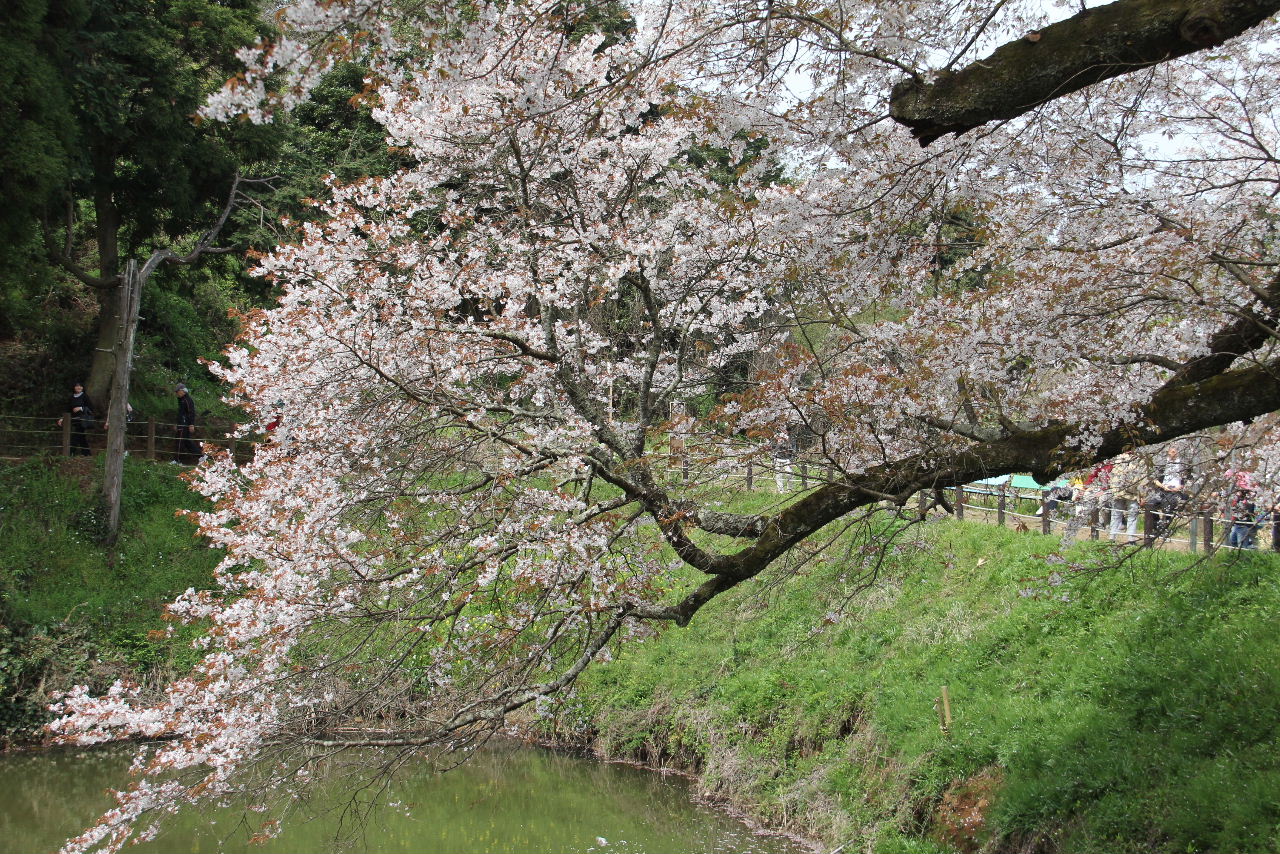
[968, 474, 1053, 493]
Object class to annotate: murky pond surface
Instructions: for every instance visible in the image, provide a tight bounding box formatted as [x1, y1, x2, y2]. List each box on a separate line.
[0, 741, 808, 853]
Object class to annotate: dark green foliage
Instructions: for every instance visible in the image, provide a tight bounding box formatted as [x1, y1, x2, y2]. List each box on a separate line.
[128, 257, 248, 418]
[288, 64, 408, 189]
[61, 0, 279, 242]
[553, 0, 635, 49]
[0, 236, 98, 414]
[0, 0, 288, 410]
[0, 43, 418, 415]
[0, 0, 280, 253]
[0, 0, 80, 247]
[0, 1, 423, 421]
[929, 206, 991, 294]
[234, 62, 411, 252]
[684, 134, 782, 189]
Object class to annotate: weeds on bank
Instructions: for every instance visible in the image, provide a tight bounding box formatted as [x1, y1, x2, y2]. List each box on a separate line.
[572, 519, 1280, 853]
[0, 457, 218, 743]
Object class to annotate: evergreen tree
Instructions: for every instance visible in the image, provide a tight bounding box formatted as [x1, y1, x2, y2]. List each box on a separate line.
[1, 0, 280, 406]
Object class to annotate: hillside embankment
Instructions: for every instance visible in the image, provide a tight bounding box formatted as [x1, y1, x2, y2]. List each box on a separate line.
[4, 460, 1279, 853]
[562, 522, 1280, 853]
[0, 457, 216, 746]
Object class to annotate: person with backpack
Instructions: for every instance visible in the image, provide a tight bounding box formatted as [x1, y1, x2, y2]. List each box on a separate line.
[1229, 489, 1261, 549]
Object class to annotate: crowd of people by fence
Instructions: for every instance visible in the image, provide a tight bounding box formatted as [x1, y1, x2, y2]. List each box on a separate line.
[740, 428, 1279, 553]
[1040, 442, 1276, 550]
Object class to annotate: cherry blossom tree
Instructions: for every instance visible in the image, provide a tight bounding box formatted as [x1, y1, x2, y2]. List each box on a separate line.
[50, 1, 1280, 849]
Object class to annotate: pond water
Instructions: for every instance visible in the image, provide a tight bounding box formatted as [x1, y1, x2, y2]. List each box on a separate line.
[0, 741, 808, 854]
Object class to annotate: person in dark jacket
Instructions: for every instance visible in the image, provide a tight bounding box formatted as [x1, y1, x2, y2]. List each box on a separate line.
[58, 382, 95, 456]
[173, 383, 200, 464]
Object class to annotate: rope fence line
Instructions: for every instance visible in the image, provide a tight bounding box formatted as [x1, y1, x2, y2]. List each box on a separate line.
[0, 413, 255, 464]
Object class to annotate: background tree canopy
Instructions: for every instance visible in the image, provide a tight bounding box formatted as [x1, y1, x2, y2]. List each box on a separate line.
[0, 0, 413, 417]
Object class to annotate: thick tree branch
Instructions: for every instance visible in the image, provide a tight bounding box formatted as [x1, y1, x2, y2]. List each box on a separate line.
[1172, 271, 1280, 386]
[641, 355, 1280, 627]
[914, 414, 1005, 442]
[139, 173, 263, 280]
[1104, 353, 1187, 372]
[890, 0, 1280, 144]
[41, 211, 122, 289]
[689, 508, 769, 538]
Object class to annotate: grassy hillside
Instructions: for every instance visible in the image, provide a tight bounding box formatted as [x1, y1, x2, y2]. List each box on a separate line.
[568, 521, 1280, 853]
[0, 457, 218, 745]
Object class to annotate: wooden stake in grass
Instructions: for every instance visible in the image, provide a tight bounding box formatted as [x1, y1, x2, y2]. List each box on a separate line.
[937, 685, 953, 735]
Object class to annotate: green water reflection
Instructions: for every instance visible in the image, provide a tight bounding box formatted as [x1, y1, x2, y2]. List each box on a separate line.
[0, 742, 806, 854]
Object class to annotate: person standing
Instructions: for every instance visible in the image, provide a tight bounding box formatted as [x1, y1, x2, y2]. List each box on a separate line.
[1109, 453, 1143, 543]
[173, 383, 200, 464]
[58, 382, 95, 456]
[1062, 462, 1111, 544]
[1148, 444, 1188, 537]
[771, 429, 795, 493]
[1229, 489, 1260, 550]
[1040, 479, 1075, 518]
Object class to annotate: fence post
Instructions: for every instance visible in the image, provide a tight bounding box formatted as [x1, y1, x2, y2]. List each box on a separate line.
[1272, 513, 1280, 553]
[1203, 511, 1215, 555]
[997, 488, 1006, 526]
[1189, 515, 1199, 553]
[918, 490, 927, 517]
[1040, 492, 1051, 535]
[745, 459, 753, 491]
[1089, 506, 1099, 540]
[146, 418, 156, 461]
[955, 484, 965, 520]
[61, 416, 71, 456]
[799, 462, 808, 490]
[1143, 508, 1156, 548]
[228, 435, 238, 465]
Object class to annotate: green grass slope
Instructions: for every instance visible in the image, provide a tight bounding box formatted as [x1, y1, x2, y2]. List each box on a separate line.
[570, 521, 1280, 853]
[0, 457, 218, 744]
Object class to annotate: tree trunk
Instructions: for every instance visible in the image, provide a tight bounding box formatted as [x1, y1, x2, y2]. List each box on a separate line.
[103, 260, 142, 543]
[87, 174, 122, 405]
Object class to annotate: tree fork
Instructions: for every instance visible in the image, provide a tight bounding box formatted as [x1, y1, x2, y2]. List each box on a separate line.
[889, 0, 1280, 144]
